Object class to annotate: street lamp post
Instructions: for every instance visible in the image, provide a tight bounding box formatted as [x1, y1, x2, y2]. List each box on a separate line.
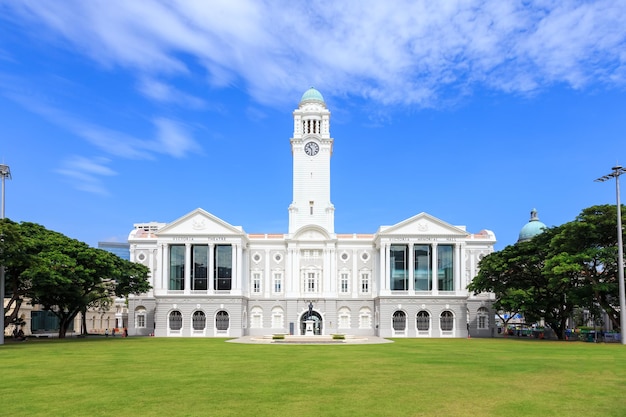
[0, 163, 11, 345]
[595, 165, 626, 345]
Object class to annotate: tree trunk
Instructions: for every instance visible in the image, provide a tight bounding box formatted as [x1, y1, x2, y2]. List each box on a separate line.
[56, 310, 79, 338]
[58, 320, 68, 339]
[81, 307, 87, 335]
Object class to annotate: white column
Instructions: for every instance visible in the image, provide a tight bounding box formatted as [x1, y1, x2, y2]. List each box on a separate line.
[287, 245, 298, 296]
[264, 248, 271, 298]
[230, 243, 236, 290]
[431, 243, 438, 294]
[285, 246, 293, 294]
[323, 247, 330, 294]
[161, 244, 167, 291]
[151, 247, 158, 297]
[455, 244, 463, 293]
[184, 243, 191, 294]
[330, 246, 337, 294]
[351, 248, 358, 298]
[408, 243, 414, 292]
[208, 243, 215, 293]
[383, 243, 390, 291]
[325, 244, 336, 295]
[235, 243, 243, 291]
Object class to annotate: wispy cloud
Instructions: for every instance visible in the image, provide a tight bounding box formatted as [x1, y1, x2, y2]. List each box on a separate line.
[137, 77, 206, 109]
[151, 117, 201, 158]
[6, 1, 626, 106]
[56, 155, 116, 196]
[0, 77, 203, 193]
[3, 1, 626, 194]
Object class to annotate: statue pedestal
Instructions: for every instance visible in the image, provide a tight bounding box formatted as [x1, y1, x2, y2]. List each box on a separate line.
[305, 319, 315, 336]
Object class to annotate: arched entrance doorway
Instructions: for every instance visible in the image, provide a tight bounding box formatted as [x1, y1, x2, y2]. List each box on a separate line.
[300, 311, 323, 335]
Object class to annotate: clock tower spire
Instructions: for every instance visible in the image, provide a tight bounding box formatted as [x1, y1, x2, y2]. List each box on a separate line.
[288, 88, 334, 234]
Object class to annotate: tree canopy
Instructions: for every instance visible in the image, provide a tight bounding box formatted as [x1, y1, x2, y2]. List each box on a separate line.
[1, 219, 150, 338]
[468, 204, 625, 339]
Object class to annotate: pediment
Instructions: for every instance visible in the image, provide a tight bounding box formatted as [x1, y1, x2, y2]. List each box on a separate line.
[157, 208, 245, 236]
[377, 212, 469, 237]
[292, 226, 332, 241]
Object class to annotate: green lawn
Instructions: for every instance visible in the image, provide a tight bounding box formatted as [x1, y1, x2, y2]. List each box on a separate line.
[1, 337, 624, 417]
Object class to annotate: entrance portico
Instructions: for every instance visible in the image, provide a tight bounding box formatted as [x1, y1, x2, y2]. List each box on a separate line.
[300, 311, 323, 335]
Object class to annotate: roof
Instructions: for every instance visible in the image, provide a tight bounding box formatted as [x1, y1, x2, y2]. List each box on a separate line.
[518, 208, 546, 242]
[300, 87, 325, 104]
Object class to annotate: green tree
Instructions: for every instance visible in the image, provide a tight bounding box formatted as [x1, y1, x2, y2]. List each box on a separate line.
[1, 219, 39, 331]
[549, 205, 624, 330]
[2, 220, 150, 338]
[468, 204, 625, 339]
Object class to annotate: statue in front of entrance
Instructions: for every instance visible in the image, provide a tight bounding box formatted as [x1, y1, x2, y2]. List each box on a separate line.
[308, 302, 313, 320]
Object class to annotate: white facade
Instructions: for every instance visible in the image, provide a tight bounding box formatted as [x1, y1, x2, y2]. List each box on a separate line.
[127, 89, 496, 338]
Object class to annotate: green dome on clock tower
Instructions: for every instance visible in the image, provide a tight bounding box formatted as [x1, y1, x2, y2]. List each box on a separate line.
[300, 87, 325, 104]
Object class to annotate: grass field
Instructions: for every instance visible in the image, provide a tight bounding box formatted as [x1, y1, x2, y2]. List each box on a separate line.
[1, 337, 625, 417]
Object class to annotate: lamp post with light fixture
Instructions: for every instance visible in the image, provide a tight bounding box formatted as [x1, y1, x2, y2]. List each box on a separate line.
[595, 165, 626, 345]
[0, 163, 11, 345]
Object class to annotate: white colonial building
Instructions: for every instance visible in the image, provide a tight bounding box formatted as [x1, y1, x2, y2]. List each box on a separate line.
[127, 88, 496, 338]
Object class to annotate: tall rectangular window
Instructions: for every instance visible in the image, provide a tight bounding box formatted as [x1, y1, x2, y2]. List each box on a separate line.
[214, 244, 232, 290]
[306, 272, 317, 293]
[169, 245, 185, 290]
[414, 244, 431, 291]
[390, 244, 408, 290]
[340, 273, 349, 293]
[192, 245, 208, 290]
[360, 273, 370, 293]
[252, 272, 261, 293]
[437, 245, 454, 291]
[273, 273, 283, 293]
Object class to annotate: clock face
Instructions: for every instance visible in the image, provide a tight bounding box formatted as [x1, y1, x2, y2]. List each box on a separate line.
[304, 141, 319, 156]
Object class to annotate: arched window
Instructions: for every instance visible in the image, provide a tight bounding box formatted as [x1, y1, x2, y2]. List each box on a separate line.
[338, 307, 351, 329]
[477, 307, 489, 329]
[135, 307, 147, 328]
[169, 311, 182, 331]
[250, 307, 263, 329]
[392, 311, 406, 331]
[359, 307, 372, 329]
[216, 311, 229, 331]
[440, 311, 454, 331]
[271, 307, 284, 329]
[192, 311, 206, 330]
[416, 311, 430, 331]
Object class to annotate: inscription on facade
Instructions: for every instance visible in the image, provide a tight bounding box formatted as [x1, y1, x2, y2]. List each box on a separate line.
[390, 237, 458, 242]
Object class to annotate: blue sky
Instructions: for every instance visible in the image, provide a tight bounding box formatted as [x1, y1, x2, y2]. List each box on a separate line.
[1, 1, 625, 250]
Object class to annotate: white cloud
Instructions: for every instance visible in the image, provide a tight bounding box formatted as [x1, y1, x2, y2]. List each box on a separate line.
[0, 82, 202, 160]
[56, 156, 116, 195]
[152, 118, 201, 158]
[6, 1, 626, 105]
[0, 78, 204, 192]
[137, 77, 206, 109]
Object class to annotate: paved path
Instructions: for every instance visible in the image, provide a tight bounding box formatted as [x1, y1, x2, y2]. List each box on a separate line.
[227, 335, 393, 345]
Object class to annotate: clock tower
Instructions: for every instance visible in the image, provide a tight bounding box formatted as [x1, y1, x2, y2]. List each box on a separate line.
[289, 88, 334, 234]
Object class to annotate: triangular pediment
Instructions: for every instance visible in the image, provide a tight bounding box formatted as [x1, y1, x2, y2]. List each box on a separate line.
[157, 208, 245, 236]
[377, 212, 469, 237]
